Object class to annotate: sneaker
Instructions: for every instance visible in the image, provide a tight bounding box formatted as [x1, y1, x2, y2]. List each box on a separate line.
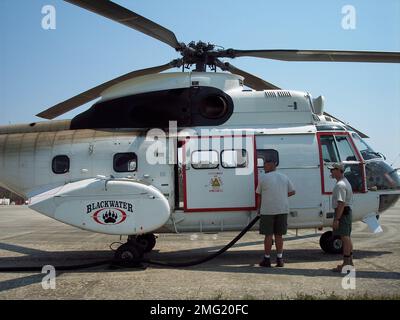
[259, 257, 271, 267]
[331, 264, 343, 273]
[332, 256, 354, 272]
[276, 257, 284, 267]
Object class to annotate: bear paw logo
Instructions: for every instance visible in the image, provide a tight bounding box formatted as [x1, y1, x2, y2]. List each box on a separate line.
[92, 208, 127, 225]
[102, 210, 118, 224]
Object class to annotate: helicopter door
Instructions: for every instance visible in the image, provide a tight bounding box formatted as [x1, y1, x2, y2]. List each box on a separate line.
[182, 135, 257, 211]
[317, 132, 366, 195]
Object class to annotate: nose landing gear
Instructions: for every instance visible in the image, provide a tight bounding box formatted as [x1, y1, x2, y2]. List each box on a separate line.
[319, 231, 343, 254]
[113, 233, 157, 266]
[136, 233, 157, 253]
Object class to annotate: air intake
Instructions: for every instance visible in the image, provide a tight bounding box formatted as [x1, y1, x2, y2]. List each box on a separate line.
[277, 91, 292, 97]
[264, 92, 277, 98]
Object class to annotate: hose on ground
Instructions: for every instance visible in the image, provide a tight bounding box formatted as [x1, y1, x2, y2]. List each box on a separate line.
[0, 215, 260, 272]
[143, 215, 260, 267]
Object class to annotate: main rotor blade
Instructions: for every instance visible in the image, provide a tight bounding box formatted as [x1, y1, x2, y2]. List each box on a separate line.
[223, 49, 400, 63]
[215, 59, 280, 90]
[36, 60, 182, 120]
[65, 0, 182, 49]
[323, 112, 369, 138]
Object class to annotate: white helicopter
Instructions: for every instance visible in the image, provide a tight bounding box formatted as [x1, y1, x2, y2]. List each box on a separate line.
[1, 0, 399, 263]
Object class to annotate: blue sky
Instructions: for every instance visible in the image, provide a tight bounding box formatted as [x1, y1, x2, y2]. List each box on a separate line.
[1, 0, 399, 164]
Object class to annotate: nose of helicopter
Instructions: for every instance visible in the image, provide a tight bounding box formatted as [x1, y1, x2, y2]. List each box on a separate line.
[366, 160, 400, 212]
[378, 194, 400, 212]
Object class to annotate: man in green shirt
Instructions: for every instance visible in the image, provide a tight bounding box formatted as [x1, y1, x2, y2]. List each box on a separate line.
[328, 163, 354, 272]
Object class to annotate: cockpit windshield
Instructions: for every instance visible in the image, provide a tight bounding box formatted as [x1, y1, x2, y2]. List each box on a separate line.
[366, 160, 400, 191]
[351, 133, 382, 160]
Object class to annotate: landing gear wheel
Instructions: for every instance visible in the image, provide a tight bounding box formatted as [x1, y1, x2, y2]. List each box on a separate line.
[319, 231, 343, 254]
[136, 233, 157, 253]
[331, 236, 343, 254]
[114, 243, 144, 267]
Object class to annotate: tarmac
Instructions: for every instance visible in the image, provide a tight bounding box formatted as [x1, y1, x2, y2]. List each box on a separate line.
[0, 204, 399, 300]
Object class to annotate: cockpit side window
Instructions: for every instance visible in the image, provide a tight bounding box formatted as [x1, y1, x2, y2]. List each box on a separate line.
[334, 135, 363, 191]
[319, 134, 365, 193]
[320, 136, 340, 163]
[334, 135, 357, 162]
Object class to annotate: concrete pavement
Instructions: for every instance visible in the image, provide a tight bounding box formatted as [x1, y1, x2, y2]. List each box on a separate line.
[0, 204, 399, 299]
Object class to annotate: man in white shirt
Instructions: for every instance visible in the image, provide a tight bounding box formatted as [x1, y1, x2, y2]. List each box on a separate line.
[256, 159, 295, 267]
[328, 162, 354, 272]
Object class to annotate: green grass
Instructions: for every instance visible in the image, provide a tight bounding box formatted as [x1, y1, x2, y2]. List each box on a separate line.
[211, 291, 224, 300]
[287, 291, 400, 300]
[188, 290, 400, 300]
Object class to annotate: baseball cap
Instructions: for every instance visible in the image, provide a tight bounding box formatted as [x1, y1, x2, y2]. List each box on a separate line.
[327, 162, 345, 171]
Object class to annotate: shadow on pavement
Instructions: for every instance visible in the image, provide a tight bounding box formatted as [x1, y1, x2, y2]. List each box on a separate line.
[0, 240, 398, 294]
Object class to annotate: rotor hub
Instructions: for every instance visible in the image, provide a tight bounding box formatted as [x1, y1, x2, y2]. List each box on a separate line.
[179, 41, 219, 72]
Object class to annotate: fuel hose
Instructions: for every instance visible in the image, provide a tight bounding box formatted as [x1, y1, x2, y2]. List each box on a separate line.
[0, 215, 260, 272]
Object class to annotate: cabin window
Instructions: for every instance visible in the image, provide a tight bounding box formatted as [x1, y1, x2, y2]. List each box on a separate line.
[113, 153, 137, 172]
[221, 149, 248, 168]
[191, 150, 219, 169]
[52, 155, 70, 174]
[256, 149, 279, 167]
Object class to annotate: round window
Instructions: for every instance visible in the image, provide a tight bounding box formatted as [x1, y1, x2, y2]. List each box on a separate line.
[199, 95, 228, 119]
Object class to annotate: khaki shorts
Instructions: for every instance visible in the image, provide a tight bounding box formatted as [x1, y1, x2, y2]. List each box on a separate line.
[333, 207, 352, 237]
[259, 214, 288, 236]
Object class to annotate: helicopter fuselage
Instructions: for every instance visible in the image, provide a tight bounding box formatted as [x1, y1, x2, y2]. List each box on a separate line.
[0, 72, 399, 235]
